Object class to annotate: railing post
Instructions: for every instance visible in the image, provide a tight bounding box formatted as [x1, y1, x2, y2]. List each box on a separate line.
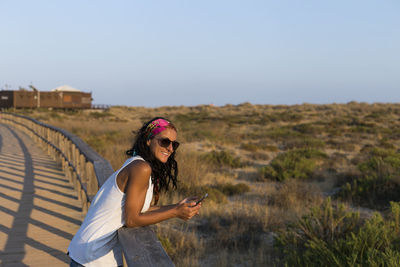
[86, 161, 98, 196]
[79, 154, 86, 184]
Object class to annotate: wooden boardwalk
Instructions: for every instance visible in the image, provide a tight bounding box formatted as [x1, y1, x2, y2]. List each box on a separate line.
[0, 123, 84, 266]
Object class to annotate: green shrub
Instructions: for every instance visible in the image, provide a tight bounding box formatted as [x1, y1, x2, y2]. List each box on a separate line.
[240, 143, 259, 152]
[365, 111, 386, 119]
[49, 112, 63, 120]
[15, 108, 33, 115]
[191, 129, 219, 141]
[202, 186, 227, 203]
[104, 130, 122, 142]
[202, 150, 243, 168]
[378, 138, 396, 150]
[338, 148, 400, 209]
[347, 118, 377, 134]
[62, 109, 82, 116]
[267, 111, 303, 122]
[84, 131, 122, 154]
[156, 227, 203, 265]
[275, 198, 400, 266]
[86, 135, 106, 153]
[264, 127, 302, 141]
[292, 123, 322, 135]
[174, 111, 214, 124]
[199, 210, 266, 249]
[259, 149, 327, 181]
[350, 125, 378, 134]
[327, 139, 356, 151]
[174, 117, 227, 142]
[177, 184, 227, 204]
[214, 183, 250, 196]
[326, 117, 351, 128]
[388, 126, 400, 140]
[158, 235, 174, 255]
[358, 148, 400, 178]
[248, 151, 270, 161]
[221, 114, 257, 124]
[260, 144, 280, 152]
[89, 111, 113, 118]
[241, 141, 279, 152]
[283, 137, 325, 150]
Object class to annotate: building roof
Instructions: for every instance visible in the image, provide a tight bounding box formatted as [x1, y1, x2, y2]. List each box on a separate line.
[51, 85, 81, 92]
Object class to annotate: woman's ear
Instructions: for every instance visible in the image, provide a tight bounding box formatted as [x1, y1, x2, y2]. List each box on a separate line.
[146, 139, 151, 146]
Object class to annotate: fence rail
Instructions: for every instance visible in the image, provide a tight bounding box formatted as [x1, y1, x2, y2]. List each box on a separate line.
[0, 112, 114, 212]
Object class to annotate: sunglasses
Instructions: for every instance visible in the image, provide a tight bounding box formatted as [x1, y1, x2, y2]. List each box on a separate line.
[157, 137, 180, 150]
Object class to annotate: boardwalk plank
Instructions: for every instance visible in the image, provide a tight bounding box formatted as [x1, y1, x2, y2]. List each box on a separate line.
[0, 123, 83, 266]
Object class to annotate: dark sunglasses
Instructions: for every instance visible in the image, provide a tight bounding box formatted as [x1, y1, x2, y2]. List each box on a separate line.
[157, 138, 180, 150]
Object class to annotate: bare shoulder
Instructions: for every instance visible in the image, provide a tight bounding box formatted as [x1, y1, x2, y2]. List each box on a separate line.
[117, 159, 152, 192]
[126, 159, 152, 177]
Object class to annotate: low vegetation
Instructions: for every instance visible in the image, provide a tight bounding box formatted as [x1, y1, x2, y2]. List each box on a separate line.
[275, 198, 400, 266]
[259, 148, 327, 181]
[9, 102, 400, 266]
[202, 150, 243, 169]
[337, 147, 400, 209]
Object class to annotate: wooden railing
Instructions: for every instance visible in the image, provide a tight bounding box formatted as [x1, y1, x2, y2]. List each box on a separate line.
[0, 112, 114, 212]
[0, 112, 175, 266]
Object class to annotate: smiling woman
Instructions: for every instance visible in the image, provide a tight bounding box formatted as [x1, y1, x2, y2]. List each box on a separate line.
[67, 117, 201, 267]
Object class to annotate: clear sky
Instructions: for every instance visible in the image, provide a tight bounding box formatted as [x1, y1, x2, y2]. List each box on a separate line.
[1, 0, 399, 107]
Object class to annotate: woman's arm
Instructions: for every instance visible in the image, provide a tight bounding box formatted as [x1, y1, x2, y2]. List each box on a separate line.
[148, 197, 201, 212]
[121, 160, 200, 228]
[147, 204, 177, 212]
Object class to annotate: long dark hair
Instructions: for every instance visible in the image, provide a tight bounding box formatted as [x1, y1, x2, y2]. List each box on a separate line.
[126, 117, 178, 204]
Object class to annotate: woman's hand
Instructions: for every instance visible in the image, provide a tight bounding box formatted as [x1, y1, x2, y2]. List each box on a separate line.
[178, 197, 198, 206]
[175, 197, 202, 221]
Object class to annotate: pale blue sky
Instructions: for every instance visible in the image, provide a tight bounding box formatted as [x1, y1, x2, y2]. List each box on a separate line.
[1, 0, 399, 106]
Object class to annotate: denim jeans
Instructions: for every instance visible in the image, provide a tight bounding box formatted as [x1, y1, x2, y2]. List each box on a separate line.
[70, 257, 122, 267]
[70, 258, 85, 267]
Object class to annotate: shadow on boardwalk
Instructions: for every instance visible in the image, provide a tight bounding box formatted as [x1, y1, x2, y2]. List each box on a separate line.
[0, 124, 84, 266]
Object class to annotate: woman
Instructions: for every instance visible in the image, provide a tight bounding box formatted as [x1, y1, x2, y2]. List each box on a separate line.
[68, 117, 202, 267]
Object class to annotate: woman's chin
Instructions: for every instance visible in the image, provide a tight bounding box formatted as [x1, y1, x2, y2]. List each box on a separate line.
[156, 157, 168, 163]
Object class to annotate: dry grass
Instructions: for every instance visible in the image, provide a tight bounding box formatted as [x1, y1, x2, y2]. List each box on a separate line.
[10, 102, 400, 266]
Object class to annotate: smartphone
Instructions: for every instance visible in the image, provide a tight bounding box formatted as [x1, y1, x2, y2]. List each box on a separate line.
[194, 193, 208, 206]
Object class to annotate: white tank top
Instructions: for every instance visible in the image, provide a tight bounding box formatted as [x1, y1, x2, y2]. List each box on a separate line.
[68, 155, 154, 267]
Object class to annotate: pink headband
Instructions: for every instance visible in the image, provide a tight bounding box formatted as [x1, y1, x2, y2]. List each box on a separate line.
[146, 119, 170, 139]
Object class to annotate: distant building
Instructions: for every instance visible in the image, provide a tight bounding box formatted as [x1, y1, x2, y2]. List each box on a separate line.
[51, 85, 82, 92]
[0, 85, 92, 109]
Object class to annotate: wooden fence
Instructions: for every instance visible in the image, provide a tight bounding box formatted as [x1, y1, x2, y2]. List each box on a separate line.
[0, 112, 114, 212]
[0, 112, 175, 266]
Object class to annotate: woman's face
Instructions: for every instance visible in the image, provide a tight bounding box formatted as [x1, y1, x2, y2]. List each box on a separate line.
[147, 128, 177, 163]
